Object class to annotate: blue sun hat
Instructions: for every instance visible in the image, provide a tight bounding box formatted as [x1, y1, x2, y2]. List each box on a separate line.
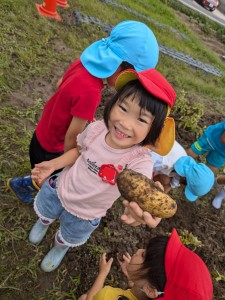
[174, 156, 214, 202]
[80, 20, 159, 78]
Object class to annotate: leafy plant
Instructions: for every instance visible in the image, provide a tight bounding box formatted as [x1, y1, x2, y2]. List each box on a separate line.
[172, 90, 205, 137]
[178, 229, 202, 249]
[103, 227, 111, 238]
[211, 271, 225, 282]
[16, 98, 45, 124]
[85, 243, 105, 255]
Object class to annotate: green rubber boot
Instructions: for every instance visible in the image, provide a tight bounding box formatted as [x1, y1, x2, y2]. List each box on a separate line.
[40, 232, 70, 272]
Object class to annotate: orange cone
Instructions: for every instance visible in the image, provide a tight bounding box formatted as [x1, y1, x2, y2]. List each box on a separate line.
[57, 0, 69, 7]
[36, 0, 61, 21]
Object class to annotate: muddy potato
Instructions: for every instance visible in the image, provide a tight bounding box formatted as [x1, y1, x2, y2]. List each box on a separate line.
[117, 169, 177, 218]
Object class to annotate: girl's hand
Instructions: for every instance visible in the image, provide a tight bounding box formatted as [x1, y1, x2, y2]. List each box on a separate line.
[31, 161, 55, 185]
[99, 253, 113, 277]
[121, 200, 161, 228]
[117, 252, 131, 278]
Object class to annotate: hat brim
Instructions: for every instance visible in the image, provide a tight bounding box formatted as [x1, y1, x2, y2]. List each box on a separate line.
[185, 186, 198, 202]
[115, 69, 176, 108]
[115, 69, 139, 90]
[80, 40, 123, 78]
[145, 117, 175, 156]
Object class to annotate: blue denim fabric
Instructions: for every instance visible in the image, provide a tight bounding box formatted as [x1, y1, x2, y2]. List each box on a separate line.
[191, 134, 225, 168]
[34, 175, 100, 246]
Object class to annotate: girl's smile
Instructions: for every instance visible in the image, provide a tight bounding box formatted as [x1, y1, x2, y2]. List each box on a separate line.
[106, 95, 154, 149]
[114, 126, 131, 139]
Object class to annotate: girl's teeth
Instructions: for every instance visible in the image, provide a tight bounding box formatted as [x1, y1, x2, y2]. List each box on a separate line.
[117, 129, 128, 138]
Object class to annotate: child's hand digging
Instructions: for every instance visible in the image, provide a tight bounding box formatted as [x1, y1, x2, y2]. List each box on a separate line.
[117, 252, 134, 287]
[99, 253, 113, 277]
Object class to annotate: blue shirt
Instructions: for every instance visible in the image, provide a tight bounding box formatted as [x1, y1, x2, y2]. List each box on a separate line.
[205, 120, 225, 156]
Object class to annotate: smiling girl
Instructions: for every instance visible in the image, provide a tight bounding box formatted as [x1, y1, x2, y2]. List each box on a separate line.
[29, 68, 176, 272]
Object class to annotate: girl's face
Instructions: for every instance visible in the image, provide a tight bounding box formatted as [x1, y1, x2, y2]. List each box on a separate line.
[106, 95, 154, 149]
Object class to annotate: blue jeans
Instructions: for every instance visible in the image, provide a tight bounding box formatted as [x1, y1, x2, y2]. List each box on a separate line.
[34, 174, 100, 247]
[191, 134, 225, 168]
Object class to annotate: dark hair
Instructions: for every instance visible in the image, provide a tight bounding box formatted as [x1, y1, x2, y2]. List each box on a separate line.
[120, 61, 134, 71]
[131, 236, 168, 297]
[103, 80, 168, 146]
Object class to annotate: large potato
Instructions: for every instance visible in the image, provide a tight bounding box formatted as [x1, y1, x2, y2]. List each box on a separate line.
[117, 169, 177, 218]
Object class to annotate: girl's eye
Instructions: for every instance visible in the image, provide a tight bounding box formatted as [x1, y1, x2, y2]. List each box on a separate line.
[119, 105, 127, 112]
[138, 117, 148, 124]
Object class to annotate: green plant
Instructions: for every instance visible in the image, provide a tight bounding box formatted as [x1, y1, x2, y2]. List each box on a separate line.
[211, 271, 225, 282]
[103, 227, 111, 238]
[16, 98, 45, 124]
[178, 229, 202, 249]
[172, 90, 205, 137]
[160, 0, 168, 4]
[43, 270, 80, 299]
[85, 243, 105, 255]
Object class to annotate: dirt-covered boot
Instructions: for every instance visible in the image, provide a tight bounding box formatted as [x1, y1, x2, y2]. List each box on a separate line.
[29, 218, 52, 244]
[40, 232, 70, 272]
[7, 175, 39, 203]
[212, 187, 225, 209]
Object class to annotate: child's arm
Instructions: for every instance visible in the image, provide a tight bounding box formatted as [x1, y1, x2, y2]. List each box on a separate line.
[85, 253, 113, 300]
[56, 76, 63, 89]
[221, 131, 225, 145]
[64, 117, 87, 152]
[32, 148, 80, 185]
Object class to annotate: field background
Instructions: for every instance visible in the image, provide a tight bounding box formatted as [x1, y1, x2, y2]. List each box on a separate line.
[0, 0, 225, 299]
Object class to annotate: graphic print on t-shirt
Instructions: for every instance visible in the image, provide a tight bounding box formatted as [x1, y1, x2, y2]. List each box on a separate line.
[87, 158, 100, 175]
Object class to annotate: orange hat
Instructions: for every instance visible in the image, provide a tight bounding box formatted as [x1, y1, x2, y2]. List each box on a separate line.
[115, 69, 176, 155]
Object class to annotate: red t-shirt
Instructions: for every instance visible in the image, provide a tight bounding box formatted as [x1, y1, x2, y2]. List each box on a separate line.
[36, 59, 104, 153]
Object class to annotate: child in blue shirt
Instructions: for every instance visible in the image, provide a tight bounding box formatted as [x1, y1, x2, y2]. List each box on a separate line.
[187, 120, 225, 173]
[187, 120, 225, 208]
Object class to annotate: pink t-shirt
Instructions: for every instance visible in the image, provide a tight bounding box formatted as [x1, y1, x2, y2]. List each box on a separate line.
[57, 121, 153, 220]
[36, 59, 104, 153]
